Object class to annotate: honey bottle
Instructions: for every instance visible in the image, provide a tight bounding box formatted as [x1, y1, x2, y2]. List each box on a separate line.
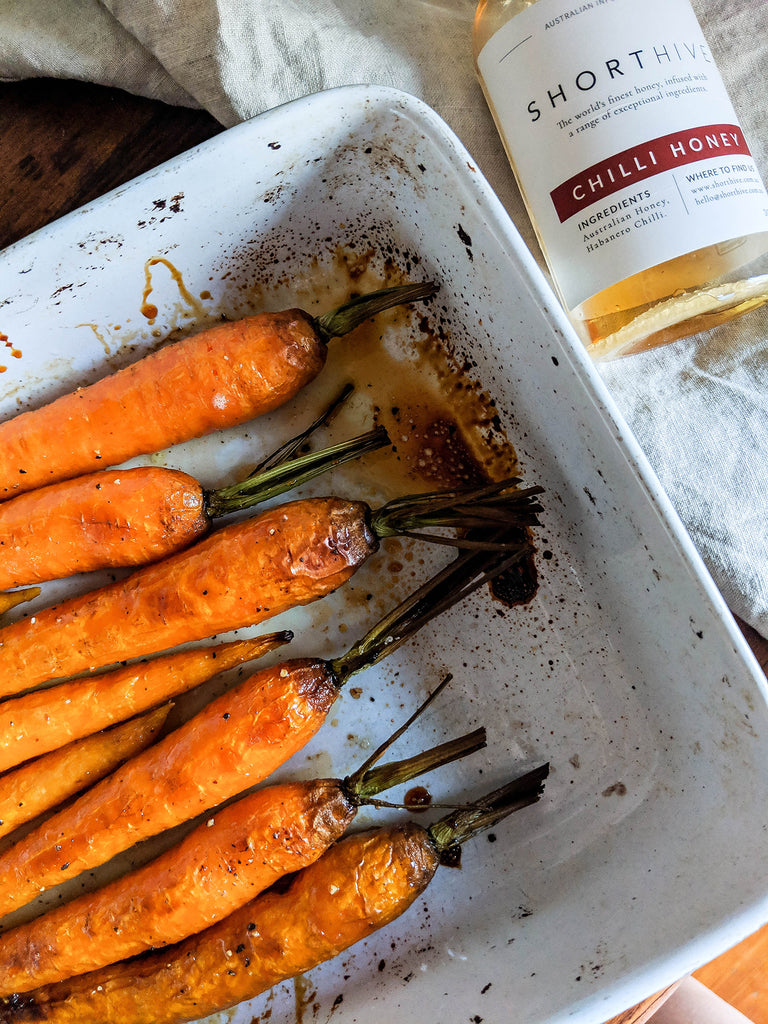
[473, 0, 768, 358]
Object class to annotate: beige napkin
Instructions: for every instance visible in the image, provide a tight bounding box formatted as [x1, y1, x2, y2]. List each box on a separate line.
[1, 0, 767, 637]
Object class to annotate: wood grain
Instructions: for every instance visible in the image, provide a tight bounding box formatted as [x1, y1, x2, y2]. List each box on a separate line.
[0, 74, 766, 1024]
[0, 79, 220, 250]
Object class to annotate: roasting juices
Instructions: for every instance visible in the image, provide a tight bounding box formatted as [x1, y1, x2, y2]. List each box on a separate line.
[473, 0, 768, 358]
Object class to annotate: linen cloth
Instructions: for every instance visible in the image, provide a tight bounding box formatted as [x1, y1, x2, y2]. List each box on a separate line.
[1, 0, 767, 637]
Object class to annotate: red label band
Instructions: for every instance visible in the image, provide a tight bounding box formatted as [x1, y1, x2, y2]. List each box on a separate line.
[551, 124, 752, 223]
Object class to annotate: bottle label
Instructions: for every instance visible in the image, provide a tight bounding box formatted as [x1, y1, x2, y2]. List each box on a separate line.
[478, 0, 768, 308]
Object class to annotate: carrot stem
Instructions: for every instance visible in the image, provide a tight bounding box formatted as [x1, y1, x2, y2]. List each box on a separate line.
[347, 672, 453, 785]
[346, 673, 487, 800]
[246, 383, 354, 477]
[330, 540, 532, 684]
[355, 728, 487, 803]
[204, 425, 390, 518]
[314, 281, 437, 342]
[427, 762, 550, 859]
[370, 477, 544, 549]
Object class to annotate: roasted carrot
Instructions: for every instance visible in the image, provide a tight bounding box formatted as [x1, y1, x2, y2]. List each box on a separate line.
[0, 765, 548, 1024]
[0, 676, 485, 995]
[0, 478, 543, 698]
[0, 633, 291, 776]
[0, 282, 435, 500]
[0, 541, 529, 918]
[0, 706, 171, 842]
[0, 405, 388, 590]
[0, 468, 207, 590]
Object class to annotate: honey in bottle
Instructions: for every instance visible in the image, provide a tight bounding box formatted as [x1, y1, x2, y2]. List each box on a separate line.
[473, 0, 768, 358]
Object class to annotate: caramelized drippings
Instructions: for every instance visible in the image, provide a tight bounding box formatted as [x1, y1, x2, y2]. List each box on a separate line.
[404, 786, 432, 813]
[141, 257, 209, 325]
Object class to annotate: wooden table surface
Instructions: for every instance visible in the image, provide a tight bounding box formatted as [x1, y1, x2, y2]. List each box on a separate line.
[1, 77, 767, 1024]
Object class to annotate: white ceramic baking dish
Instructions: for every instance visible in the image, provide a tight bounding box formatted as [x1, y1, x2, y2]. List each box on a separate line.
[1, 85, 767, 1024]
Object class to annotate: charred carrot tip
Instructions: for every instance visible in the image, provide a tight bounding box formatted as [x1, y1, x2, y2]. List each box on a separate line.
[259, 629, 294, 647]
